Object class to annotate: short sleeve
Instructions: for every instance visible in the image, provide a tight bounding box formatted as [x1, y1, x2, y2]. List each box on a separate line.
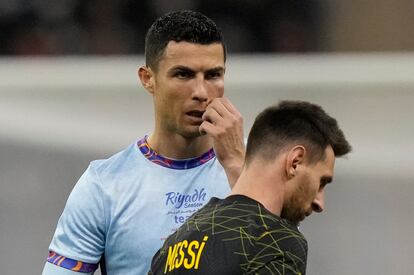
[42, 261, 95, 275]
[48, 163, 106, 264]
[246, 224, 307, 275]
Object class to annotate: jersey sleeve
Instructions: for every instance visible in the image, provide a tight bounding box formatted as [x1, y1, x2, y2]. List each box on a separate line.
[45, 163, 106, 273]
[248, 232, 307, 275]
[42, 259, 96, 275]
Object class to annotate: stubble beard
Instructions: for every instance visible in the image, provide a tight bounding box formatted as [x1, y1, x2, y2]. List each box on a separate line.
[281, 202, 303, 226]
[175, 123, 204, 139]
[281, 183, 310, 225]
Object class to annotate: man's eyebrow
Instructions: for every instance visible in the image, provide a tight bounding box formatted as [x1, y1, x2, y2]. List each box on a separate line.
[167, 66, 225, 75]
[168, 65, 194, 72]
[205, 67, 225, 73]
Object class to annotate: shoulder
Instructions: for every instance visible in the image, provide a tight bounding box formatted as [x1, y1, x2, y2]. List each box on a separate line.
[84, 141, 152, 184]
[90, 142, 139, 173]
[251, 217, 307, 272]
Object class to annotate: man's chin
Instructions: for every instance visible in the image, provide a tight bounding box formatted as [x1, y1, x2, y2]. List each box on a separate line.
[281, 214, 304, 227]
[178, 128, 204, 139]
[289, 219, 301, 227]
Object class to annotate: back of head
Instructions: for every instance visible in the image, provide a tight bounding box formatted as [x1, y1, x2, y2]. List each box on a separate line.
[245, 100, 351, 165]
[145, 10, 226, 70]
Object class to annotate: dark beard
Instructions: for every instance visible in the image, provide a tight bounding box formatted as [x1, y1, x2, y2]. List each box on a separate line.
[281, 206, 303, 226]
[280, 182, 309, 225]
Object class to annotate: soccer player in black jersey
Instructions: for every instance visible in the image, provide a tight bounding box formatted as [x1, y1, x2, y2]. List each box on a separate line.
[149, 100, 352, 275]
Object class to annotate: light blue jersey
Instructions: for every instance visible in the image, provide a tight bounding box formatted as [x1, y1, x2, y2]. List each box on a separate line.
[43, 137, 230, 274]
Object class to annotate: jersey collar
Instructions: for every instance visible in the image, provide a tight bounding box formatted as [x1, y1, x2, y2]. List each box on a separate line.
[137, 136, 215, 170]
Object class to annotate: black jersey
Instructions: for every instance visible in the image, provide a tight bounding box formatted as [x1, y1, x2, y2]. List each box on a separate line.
[149, 195, 307, 275]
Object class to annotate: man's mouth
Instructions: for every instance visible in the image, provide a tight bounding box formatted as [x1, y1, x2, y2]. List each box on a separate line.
[186, 110, 204, 118]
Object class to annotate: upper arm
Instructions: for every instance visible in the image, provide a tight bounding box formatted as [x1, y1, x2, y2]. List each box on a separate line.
[45, 164, 106, 272]
[248, 228, 307, 275]
[42, 257, 97, 275]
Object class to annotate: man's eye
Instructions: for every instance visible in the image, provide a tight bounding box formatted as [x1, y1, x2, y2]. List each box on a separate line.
[320, 178, 331, 189]
[206, 72, 222, 79]
[175, 71, 192, 78]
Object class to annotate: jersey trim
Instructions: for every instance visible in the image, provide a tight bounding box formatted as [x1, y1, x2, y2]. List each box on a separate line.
[137, 136, 215, 170]
[47, 251, 99, 273]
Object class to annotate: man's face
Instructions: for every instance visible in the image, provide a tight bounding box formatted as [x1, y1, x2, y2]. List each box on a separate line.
[281, 146, 335, 225]
[151, 41, 225, 138]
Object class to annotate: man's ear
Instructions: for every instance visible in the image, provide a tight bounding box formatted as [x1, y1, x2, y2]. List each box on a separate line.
[286, 145, 306, 179]
[138, 66, 155, 94]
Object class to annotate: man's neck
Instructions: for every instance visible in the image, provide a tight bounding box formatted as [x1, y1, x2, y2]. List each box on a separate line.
[147, 132, 213, 159]
[230, 162, 285, 216]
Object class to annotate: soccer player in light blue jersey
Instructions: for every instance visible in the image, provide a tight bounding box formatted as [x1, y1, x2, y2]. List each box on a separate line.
[42, 10, 245, 275]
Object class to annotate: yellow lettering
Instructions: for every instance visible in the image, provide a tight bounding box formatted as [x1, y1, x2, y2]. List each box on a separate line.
[194, 236, 208, 269]
[164, 243, 178, 274]
[164, 236, 209, 273]
[184, 240, 199, 269]
[175, 240, 187, 268]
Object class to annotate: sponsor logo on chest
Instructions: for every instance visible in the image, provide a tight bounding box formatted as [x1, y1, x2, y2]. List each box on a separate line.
[165, 188, 207, 209]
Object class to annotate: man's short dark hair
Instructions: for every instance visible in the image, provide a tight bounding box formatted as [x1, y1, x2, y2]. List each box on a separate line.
[145, 10, 226, 70]
[245, 100, 352, 165]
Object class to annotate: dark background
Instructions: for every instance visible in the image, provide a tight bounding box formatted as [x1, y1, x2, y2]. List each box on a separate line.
[1, 0, 414, 56]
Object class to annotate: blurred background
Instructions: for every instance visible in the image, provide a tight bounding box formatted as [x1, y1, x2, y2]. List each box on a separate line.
[1, 1, 414, 274]
[2, 0, 414, 55]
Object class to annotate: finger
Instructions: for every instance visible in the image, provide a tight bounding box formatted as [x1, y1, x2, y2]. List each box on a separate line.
[207, 98, 243, 130]
[202, 107, 222, 125]
[218, 97, 239, 115]
[199, 121, 220, 136]
[206, 98, 232, 119]
[208, 97, 241, 119]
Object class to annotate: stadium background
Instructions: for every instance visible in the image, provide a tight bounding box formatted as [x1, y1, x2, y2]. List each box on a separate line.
[1, 1, 414, 274]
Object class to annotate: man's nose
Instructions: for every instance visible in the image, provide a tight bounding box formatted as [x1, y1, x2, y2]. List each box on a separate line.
[311, 190, 325, 213]
[192, 76, 208, 102]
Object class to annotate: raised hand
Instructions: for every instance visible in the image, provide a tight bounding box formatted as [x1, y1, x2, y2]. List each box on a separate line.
[199, 97, 245, 188]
